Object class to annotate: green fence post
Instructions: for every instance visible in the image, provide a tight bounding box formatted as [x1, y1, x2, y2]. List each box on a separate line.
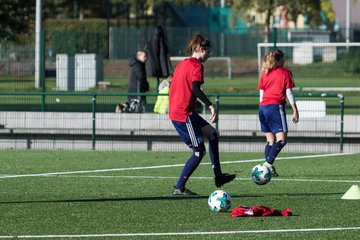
[273, 27, 277, 49]
[92, 94, 97, 150]
[41, 29, 46, 112]
[339, 94, 344, 153]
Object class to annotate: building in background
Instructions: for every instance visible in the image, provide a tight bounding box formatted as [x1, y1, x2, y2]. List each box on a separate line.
[332, 0, 360, 41]
[332, 0, 360, 27]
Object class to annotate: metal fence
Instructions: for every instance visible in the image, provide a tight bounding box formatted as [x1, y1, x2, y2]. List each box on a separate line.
[0, 92, 352, 153]
[0, 27, 359, 153]
[48, 27, 346, 59]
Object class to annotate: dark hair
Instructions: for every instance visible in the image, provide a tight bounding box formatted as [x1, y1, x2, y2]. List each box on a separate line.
[273, 49, 284, 61]
[185, 34, 211, 56]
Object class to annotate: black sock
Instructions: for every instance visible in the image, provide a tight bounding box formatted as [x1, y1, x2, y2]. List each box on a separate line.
[264, 141, 273, 160]
[208, 132, 222, 179]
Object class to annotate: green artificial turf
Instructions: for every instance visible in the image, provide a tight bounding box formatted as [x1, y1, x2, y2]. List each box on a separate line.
[0, 150, 359, 239]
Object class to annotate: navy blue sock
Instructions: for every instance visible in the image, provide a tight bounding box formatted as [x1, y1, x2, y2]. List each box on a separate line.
[264, 142, 273, 160]
[266, 140, 286, 165]
[175, 148, 204, 189]
[208, 132, 222, 179]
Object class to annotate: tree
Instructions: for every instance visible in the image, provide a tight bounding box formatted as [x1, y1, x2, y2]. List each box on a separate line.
[288, 0, 322, 28]
[42, 0, 221, 28]
[231, 0, 324, 41]
[43, 0, 109, 19]
[0, 0, 35, 41]
[320, 0, 337, 30]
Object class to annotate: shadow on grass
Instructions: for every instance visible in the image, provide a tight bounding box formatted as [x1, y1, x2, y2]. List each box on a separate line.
[0, 192, 343, 205]
[232, 192, 343, 200]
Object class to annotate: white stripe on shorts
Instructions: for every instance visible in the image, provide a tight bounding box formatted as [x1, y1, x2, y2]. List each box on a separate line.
[279, 105, 288, 132]
[186, 116, 198, 147]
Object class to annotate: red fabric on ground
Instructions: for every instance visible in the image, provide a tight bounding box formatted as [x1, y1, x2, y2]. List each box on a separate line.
[231, 206, 293, 217]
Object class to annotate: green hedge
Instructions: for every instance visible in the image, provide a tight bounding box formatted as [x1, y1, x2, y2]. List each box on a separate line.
[44, 19, 107, 33]
[44, 19, 109, 57]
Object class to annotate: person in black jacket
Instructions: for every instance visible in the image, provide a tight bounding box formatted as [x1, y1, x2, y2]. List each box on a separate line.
[119, 51, 149, 113]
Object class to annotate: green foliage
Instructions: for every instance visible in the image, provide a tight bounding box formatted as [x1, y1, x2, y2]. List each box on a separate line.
[44, 0, 109, 19]
[44, 19, 108, 56]
[0, 0, 35, 41]
[231, 0, 323, 30]
[321, 0, 336, 22]
[341, 50, 360, 74]
[44, 18, 107, 32]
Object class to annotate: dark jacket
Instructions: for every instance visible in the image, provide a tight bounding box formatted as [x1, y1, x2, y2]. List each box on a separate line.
[144, 26, 173, 78]
[128, 57, 149, 102]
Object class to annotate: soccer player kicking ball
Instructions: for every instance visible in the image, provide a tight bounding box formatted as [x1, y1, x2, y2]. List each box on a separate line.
[169, 34, 236, 195]
[258, 49, 299, 177]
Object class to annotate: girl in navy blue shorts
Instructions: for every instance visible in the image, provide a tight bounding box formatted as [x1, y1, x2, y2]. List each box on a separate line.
[169, 34, 236, 195]
[258, 49, 299, 176]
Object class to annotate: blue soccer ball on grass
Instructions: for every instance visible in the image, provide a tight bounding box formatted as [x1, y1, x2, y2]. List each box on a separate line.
[251, 163, 272, 185]
[208, 190, 232, 213]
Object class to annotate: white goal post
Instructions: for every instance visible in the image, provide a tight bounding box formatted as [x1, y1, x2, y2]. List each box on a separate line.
[257, 42, 360, 77]
[170, 56, 232, 79]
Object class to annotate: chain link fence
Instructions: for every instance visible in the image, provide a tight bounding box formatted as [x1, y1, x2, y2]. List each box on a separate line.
[0, 27, 359, 152]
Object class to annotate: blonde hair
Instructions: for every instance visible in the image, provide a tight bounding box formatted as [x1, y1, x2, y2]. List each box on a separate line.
[185, 34, 211, 56]
[261, 49, 285, 75]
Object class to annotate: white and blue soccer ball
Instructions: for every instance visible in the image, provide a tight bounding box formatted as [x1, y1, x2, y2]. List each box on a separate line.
[208, 190, 232, 213]
[251, 163, 272, 185]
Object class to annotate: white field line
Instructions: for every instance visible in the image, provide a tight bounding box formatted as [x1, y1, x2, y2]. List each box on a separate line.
[0, 152, 355, 180]
[55, 175, 360, 183]
[0, 227, 359, 239]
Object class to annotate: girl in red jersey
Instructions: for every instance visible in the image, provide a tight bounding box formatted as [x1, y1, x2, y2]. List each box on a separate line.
[258, 49, 299, 176]
[169, 34, 236, 195]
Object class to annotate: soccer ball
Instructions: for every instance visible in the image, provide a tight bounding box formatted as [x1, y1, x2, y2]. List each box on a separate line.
[251, 163, 272, 185]
[208, 190, 232, 213]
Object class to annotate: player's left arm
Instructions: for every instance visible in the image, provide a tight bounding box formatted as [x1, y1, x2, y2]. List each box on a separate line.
[285, 70, 299, 123]
[259, 89, 264, 103]
[192, 81, 217, 123]
[286, 88, 299, 123]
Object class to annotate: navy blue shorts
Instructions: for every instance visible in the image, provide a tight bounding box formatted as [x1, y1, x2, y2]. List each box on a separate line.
[171, 112, 209, 148]
[259, 104, 288, 133]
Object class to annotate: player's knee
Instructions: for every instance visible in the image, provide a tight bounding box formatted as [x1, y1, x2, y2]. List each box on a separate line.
[277, 140, 287, 146]
[193, 144, 206, 158]
[208, 131, 219, 142]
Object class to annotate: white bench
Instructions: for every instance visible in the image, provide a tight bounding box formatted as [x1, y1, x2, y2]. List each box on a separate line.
[98, 81, 111, 90]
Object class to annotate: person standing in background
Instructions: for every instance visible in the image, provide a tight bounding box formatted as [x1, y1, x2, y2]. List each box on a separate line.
[125, 51, 149, 113]
[153, 76, 171, 114]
